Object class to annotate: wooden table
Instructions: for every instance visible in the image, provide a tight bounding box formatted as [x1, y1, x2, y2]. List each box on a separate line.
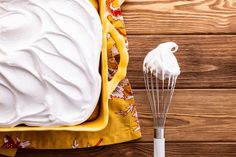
[14, 0, 236, 156]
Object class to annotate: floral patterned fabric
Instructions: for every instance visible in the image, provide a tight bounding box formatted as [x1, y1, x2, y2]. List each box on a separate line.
[0, 0, 141, 155]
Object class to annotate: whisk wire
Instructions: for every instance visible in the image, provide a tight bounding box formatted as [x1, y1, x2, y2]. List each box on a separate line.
[144, 71, 177, 129]
[162, 76, 171, 125]
[155, 75, 159, 122]
[163, 76, 177, 125]
[144, 72, 157, 126]
[151, 73, 158, 122]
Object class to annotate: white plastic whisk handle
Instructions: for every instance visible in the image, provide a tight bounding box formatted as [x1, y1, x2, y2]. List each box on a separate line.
[154, 138, 165, 157]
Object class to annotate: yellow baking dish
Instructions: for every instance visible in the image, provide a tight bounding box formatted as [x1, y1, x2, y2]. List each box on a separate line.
[0, 0, 129, 132]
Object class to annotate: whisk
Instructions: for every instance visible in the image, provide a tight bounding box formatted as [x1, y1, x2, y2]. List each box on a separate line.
[143, 42, 180, 157]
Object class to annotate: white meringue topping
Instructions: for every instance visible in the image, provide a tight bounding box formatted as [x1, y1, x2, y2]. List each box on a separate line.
[0, 0, 102, 127]
[143, 42, 180, 79]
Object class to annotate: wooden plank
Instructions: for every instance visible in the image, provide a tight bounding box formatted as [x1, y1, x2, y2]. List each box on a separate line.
[127, 35, 236, 89]
[133, 89, 236, 142]
[15, 142, 236, 157]
[122, 0, 236, 35]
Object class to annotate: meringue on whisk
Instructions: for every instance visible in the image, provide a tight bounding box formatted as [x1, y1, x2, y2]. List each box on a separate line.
[143, 42, 181, 157]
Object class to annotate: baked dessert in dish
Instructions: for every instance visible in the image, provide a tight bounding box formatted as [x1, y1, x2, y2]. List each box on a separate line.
[0, 0, 102, 127]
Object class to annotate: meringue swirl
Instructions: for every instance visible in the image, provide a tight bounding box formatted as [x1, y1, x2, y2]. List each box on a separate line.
[143, 42, 180, 79]
[0, 0, 102, 127]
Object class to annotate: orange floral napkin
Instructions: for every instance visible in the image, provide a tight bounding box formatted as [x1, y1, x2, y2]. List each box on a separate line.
[0, 0, 141, 156]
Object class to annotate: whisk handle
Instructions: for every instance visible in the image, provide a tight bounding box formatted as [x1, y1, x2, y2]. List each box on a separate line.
[154, 138, 165, 157]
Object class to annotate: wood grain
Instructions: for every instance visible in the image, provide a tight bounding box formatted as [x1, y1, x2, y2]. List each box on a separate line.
[122, 0, 236, 35]
[14, 142, 236, 157]
[127, 35, 236, 89]
[133, 89, 236, 142]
